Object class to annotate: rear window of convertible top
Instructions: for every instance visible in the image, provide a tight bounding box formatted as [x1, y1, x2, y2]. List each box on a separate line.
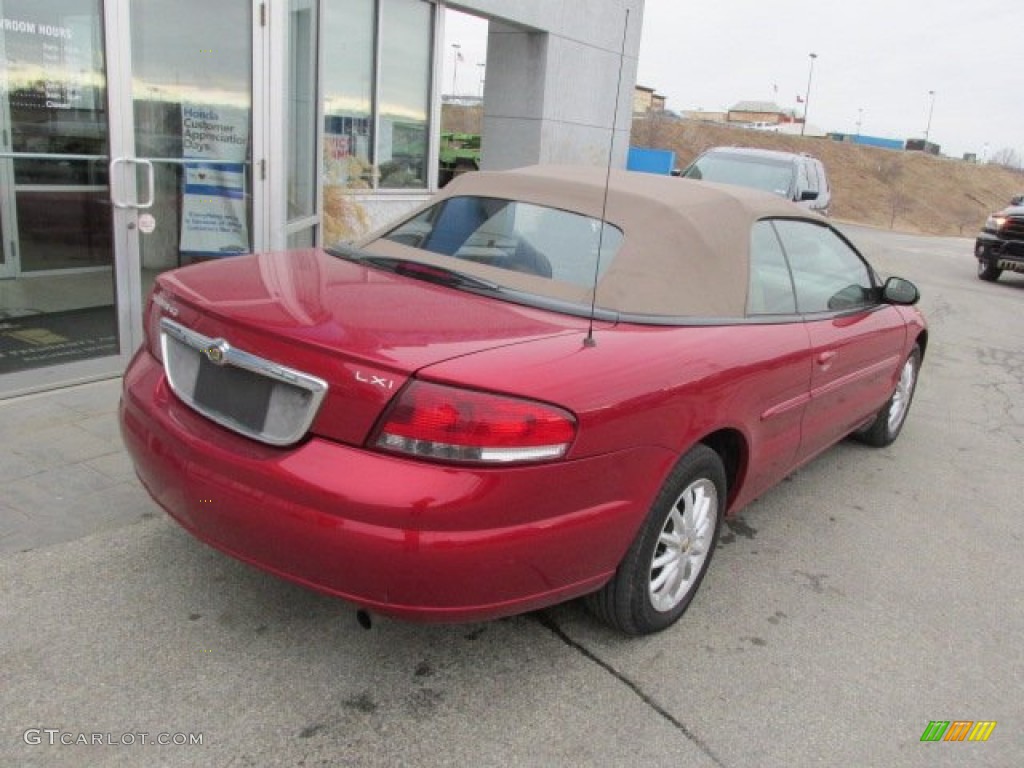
[383, 196, 624, 286]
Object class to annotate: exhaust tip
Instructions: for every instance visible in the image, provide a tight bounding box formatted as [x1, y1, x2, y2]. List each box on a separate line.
[356, 609, 372, 630]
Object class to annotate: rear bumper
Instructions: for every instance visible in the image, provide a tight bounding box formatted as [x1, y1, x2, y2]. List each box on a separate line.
[119, 350, 673, 622]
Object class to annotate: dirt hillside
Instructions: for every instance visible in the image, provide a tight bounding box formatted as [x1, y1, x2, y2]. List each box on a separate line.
[441, 104, 1022, 237]
[633, 115, 1023, 237]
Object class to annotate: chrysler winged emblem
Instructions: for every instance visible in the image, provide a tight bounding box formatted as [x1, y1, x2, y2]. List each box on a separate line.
[204, 340, 230, 365]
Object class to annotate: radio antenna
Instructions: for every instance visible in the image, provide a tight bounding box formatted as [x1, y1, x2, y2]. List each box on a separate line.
[584, 7, 630, 349]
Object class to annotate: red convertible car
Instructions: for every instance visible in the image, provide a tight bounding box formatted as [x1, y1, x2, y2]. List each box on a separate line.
[120, 166, 927, 634]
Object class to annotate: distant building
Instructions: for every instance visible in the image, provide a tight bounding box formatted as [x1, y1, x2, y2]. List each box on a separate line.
[679, 110, 727, 124]
[905, 139, 941, 155]
[634, 85, 667, 114]
[726, 101, 796, 126]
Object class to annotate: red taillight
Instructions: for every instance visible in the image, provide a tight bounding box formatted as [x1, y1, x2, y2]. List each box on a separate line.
[372, 381, 577, 464]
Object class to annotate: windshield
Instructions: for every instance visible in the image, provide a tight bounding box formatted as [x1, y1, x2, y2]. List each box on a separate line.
[683, 154, 796, 198]
[382, 196, 623, 286]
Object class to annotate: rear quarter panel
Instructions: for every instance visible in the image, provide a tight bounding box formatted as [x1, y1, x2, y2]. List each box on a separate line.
[419, 322, 813, 513]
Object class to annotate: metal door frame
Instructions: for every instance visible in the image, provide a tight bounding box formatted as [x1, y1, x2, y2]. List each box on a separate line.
[106, 0, 268, 357]
[0, 0, 267, 398]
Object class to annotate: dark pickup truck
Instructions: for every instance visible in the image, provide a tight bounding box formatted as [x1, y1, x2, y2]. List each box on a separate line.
[975, 203, 1024, 282]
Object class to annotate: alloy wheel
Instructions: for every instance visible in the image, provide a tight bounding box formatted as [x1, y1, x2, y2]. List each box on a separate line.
[887, 354, 917, 434]
[648, 478, 717, 613]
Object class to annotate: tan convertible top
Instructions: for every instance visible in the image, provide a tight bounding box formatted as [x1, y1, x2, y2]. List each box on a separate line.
[362, 164, 820, 318]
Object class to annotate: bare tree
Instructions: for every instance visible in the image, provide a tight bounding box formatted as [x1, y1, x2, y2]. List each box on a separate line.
[633, 108, 673, 148]
[988, 147, 1022, 171]
[874, 157, 907, 229]
[957, 192, 987, 235]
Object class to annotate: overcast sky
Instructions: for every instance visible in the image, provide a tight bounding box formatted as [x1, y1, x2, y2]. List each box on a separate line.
[637, 0, 1021, 161]
[444, 1, 1021, 162]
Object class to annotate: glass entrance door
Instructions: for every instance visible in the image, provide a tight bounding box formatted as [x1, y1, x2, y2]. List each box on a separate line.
[1, 0, 261, 397]
[120, 0, 257, 331]
[0, 0, 119, 387]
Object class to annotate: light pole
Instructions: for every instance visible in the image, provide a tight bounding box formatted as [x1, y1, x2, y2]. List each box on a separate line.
[450, 43, 461, 97]
[923, 90, 936, 146]
[801, 52, 817, 136]
[856, 108, 863, 138]
[477, 62, 485, 100]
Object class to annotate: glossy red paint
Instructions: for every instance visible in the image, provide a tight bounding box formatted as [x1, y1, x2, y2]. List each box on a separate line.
[120, 349, 675, 620]
[121, 262, 921, 621]
[119, 170, 927, 626]
[151, 250, 589, 447]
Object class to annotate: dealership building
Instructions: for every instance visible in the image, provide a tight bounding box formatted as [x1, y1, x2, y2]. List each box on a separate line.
[0, 0, 641, 397]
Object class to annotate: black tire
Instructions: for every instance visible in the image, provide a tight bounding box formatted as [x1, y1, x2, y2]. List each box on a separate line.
[977, 258, 1002, 282]
[854, 345, 921, 447]
[585, 444, 725, 635]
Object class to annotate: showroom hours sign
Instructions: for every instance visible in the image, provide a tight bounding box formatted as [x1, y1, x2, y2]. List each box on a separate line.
[1, 16, 97, 112]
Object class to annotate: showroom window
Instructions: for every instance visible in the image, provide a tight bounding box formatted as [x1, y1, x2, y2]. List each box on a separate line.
[322, 0, 433, 189]
[322, 0, 374, 191]
[287, 0, 319, 225]
[377, 0, 432, 189]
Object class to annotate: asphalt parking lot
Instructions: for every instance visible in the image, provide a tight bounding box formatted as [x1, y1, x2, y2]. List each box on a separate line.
[2, 224, 1021, 767]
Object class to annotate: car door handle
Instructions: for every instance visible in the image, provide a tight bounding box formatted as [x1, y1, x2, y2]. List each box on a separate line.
[816, 350, 838, 369]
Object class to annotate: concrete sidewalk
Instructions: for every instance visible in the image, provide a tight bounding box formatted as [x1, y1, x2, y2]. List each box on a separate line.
[0, 378, 152, 556]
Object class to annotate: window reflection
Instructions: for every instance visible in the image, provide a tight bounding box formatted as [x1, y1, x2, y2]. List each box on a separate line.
[322, 0, 434, 243]
[2, 0, 108, 183]
[287, 0, 318, 222]
[379, 0, 431, 189]
[16, 188, 112, 271]
[323, 0, 375, 190]
[0, 0, 119, 376]
[130, 0, 253, 268]
[385, 197, 622, 285]
[748, 221, 796, 316]
[130, 0, 252, 158]
[773, 220, 873, 314]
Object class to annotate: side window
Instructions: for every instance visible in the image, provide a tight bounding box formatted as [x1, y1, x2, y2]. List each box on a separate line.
[815, 161, 829, 195]
[773, 220, 875, 313]
[795, 162, 811, 197]
[748, 221, 797, 315]
[803, 160, 819, 194]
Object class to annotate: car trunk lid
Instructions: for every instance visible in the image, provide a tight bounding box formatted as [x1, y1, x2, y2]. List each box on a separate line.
[151, 249, 587, 446]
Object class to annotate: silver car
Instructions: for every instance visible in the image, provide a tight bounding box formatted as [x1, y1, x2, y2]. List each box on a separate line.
[680, 146, 831, 215]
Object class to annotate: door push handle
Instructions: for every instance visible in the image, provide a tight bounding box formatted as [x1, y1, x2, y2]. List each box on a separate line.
[135, 159, 155, 209]
[109, 157, 155, 210]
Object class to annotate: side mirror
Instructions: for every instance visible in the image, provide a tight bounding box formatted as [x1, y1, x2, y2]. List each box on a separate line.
[799, 189, 819, 201]
[882, 276, 920, 305]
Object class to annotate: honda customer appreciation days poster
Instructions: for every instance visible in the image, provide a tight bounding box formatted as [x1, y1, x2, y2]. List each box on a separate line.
[180, 104, 250, 257]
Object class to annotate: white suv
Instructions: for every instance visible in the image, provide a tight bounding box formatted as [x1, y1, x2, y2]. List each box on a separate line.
[680, 147, 831, 215]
